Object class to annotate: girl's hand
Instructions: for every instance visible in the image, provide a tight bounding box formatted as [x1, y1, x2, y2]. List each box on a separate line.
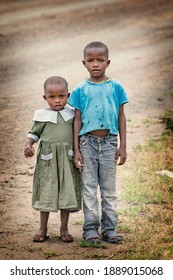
[116, 147, 127, 165]
[73, 151, 83, 172]
[24, 143, 35, 158]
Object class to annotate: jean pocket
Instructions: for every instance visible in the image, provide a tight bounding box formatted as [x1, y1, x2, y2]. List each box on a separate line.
[109, 142, 117, 148]
[80, 136, 88, 147]
[107, 137, 117, 148]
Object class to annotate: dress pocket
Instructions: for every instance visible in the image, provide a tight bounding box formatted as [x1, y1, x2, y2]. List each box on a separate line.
[40, 152, 53, 160]
[67, 149, 74, 161]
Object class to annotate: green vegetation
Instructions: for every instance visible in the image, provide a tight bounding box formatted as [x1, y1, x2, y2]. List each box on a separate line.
[119, 129, 173, 259]
[80, 241, 109, 249]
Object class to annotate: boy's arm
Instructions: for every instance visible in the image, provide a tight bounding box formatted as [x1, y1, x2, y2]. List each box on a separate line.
[116, 104, 127, 165]
[24, 138, 35, 158]
[73, 109, 83, 171]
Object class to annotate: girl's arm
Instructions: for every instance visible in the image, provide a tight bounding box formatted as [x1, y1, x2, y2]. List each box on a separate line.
[73, 109, 83, 171]
[24, 138, 36, 158]
[24, 121, 45, 158]
[116, 104, 127, 165]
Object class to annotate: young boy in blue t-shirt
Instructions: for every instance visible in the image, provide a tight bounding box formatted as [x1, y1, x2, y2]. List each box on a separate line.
[68, 41, 128, 244]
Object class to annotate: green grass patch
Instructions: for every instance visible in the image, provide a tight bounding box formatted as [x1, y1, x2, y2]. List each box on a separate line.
[73, 220, 83, 225]
[44, 251, 58, 259]
[80, 241, 108, 249]
[83, 251, 108, 259]
[21, 244, 42, 253]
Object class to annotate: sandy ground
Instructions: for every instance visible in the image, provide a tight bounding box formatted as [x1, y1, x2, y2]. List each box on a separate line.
[0, 0, 173, 260]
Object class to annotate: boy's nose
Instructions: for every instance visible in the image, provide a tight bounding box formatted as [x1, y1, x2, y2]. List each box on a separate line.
[93, 61, 99, 66]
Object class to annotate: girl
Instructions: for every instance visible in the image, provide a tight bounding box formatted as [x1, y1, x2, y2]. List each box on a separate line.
[24, 76, 81, 242]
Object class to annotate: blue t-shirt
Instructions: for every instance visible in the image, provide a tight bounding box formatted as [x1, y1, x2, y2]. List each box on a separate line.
[68, 79, 128, 136]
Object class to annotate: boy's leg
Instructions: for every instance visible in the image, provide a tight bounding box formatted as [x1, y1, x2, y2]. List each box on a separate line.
[99, 137, 118, 235]
[59, 210, 73, 242]
[80, 135, 100, 241]
[33, 211, 49, 242]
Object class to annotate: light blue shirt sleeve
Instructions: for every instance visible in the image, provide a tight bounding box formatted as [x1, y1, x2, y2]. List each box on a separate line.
[68, 88, 81, 111]
[114, 80, 128, 106]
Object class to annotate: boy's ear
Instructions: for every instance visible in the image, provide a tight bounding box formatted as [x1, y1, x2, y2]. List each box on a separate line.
[43, 95, 46, 100]
[82, 60, 86, 67]
[107, 59, 111, 66]
[68, 92, 70, 98]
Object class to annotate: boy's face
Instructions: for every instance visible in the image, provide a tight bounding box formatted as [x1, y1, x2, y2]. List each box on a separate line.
[83, 47, 110, 81]
[43, 83, 69, 111]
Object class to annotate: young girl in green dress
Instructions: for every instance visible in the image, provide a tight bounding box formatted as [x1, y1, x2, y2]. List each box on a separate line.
[24, 76, 81, 243]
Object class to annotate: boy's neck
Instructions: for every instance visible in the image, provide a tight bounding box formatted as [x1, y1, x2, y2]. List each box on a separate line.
[88, 75, 110, 83]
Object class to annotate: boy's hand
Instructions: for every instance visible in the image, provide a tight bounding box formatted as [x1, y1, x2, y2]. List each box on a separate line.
[24, 143, 35, 157]
[116, 147, 127, 165]
[73, 151, 83, 172]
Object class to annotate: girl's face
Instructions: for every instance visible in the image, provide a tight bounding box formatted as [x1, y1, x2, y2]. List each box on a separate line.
[83, 47, 110, 82]
[43, 83, 69, 111]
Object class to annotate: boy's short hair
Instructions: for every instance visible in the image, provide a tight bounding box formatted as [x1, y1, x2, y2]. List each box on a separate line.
[84, 41, 109, 58]
[44, 76, 68, 92]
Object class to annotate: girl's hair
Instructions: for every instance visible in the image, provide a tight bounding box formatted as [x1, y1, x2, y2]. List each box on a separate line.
[83, 41, 109, 58]
[44, 76, 68, 92]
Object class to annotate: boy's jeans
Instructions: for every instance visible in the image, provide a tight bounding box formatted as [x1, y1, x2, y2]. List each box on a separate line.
[80, 134, 118, 241]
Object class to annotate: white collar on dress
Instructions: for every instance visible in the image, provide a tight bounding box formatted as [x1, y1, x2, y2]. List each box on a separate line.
[33, 105, 74, 123]
[59, 105, 74, 121]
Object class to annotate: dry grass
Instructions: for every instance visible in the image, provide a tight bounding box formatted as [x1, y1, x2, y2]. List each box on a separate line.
[118, 130, 173, 259]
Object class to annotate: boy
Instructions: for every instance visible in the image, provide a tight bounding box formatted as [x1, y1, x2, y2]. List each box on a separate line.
[68, 41, 128, 244]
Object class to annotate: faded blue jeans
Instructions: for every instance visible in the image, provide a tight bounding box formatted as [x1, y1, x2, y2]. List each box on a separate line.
[80, 134, 118, 240]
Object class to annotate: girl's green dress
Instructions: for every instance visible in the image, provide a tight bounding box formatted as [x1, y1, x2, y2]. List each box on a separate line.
[28, 106, 81, 212]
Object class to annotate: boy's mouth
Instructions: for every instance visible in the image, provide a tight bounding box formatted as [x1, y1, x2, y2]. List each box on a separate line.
[92, 69, 100, 73]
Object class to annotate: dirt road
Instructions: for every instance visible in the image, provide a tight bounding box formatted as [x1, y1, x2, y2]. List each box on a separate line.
[0, 0, 173, 259]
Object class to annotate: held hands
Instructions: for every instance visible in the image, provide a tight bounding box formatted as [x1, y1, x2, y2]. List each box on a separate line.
[24, 143, 35, 158]
[73, 151, 84, 172]
[115, 146, 127, 165]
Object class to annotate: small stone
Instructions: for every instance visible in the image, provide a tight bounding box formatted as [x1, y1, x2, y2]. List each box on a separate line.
[156, 170, 173, 179]
[27, 169, 34, 176]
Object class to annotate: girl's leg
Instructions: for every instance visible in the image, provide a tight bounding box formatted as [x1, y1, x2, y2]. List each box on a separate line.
[60, 210, 69, 236]
[33, 211, 49, 242]
[39, 211, 49, 235]
[60, 210, 73, 242]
